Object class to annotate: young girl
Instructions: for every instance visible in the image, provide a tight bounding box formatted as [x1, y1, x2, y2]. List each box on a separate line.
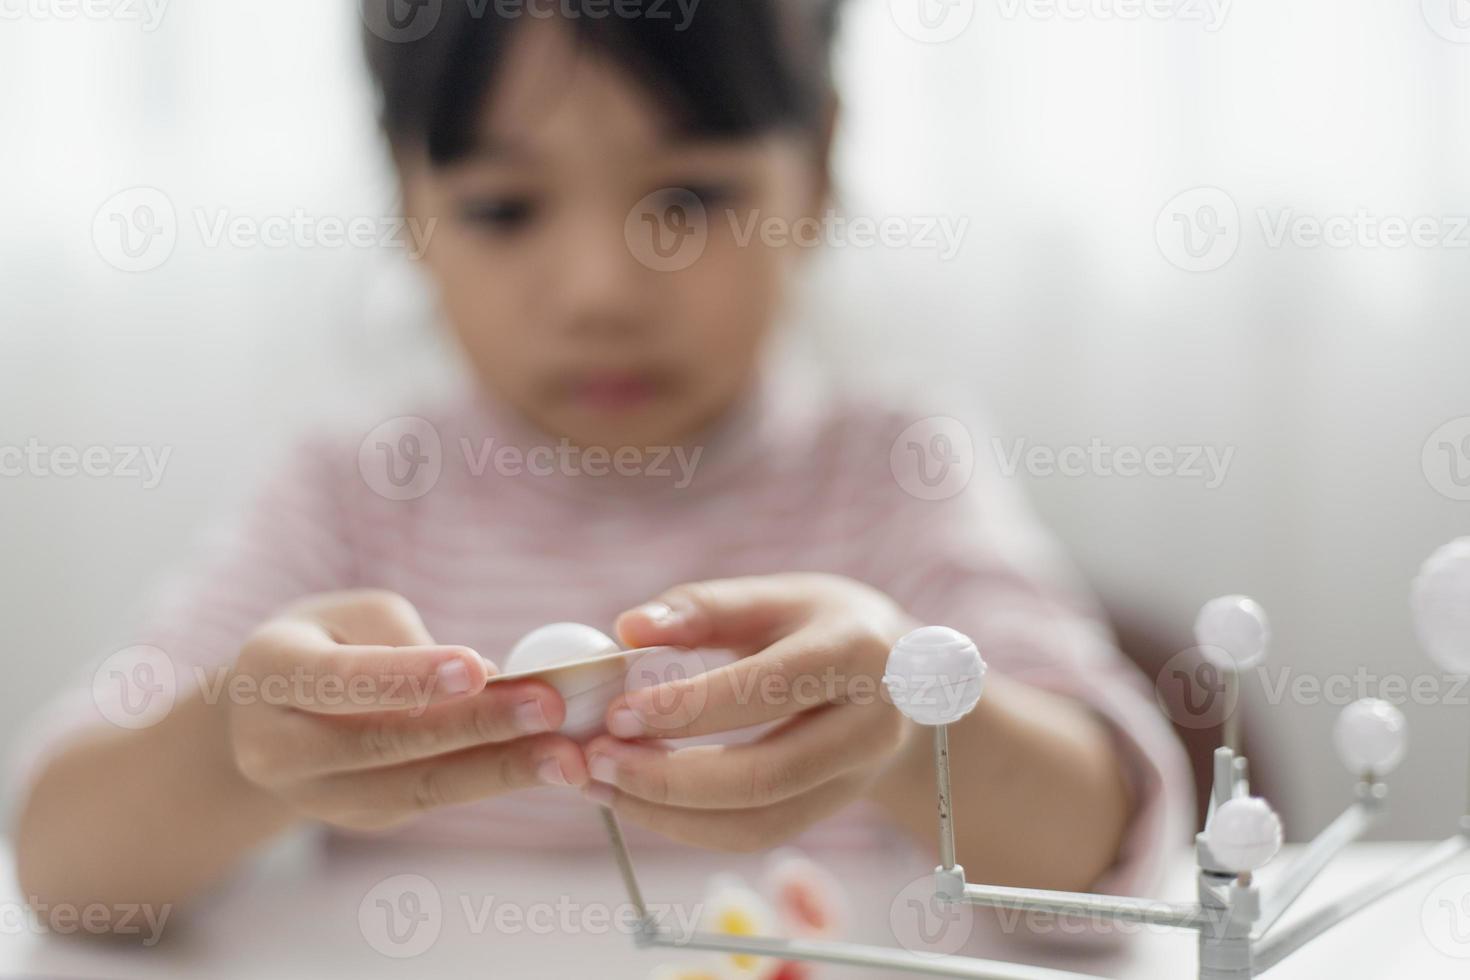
[13, 0, 1189, 929]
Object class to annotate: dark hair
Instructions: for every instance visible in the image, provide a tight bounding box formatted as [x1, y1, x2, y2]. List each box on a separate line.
[361, 0, 846, 166]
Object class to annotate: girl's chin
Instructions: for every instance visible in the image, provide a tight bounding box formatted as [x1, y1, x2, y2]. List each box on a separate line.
[551, 403, 696, 448]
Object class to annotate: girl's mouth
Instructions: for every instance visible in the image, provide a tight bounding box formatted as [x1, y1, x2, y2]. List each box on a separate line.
[563, 372, 666, 414]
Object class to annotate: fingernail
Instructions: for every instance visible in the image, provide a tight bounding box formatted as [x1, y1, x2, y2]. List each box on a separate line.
[537, 758, 569, 787]
[582, 783, 615, 807]
[588, 753, 618, 785]
[636, 602, 681, 627]
[607, 708, 642, 739]
[436, 659, 472, 696]
[516, 700, 551, 734]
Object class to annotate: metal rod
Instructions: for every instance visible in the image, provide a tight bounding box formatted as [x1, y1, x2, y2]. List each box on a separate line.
[598, 804, 650, 925]
[1253, 801, 1379, 936]
[645, 928, 1115, 980]
[1233, 756, 1251, 798]
[959, 882, 1210, 931]
[1206, 746, 1237, 829]
[936, 724, 958, 871]
[1252, 833, 1470, 972]
[1222, 668, 1242, 756]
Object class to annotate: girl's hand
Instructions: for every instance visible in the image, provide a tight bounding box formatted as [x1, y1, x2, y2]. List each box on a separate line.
[583, 574, 918, 851]
[228, 590, 589, 832]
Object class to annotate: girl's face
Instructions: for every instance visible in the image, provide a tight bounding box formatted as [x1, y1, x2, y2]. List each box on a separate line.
[400, 22, 828, 451]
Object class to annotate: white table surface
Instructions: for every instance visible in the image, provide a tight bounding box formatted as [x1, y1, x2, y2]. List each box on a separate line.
[2, 833, 1468, 979]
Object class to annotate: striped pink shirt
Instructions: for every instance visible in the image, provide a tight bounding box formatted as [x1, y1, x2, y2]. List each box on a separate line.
[13, 369, 1191, 897]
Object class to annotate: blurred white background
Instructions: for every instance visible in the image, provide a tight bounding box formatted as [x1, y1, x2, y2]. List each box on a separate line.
[1, 0, 1468, 842]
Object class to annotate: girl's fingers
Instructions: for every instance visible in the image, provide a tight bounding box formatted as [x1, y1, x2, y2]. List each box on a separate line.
[305, 733, 588, 820]
[239, 618, 491, 715]
[583, 771, 867, 853]
[584, 701, 906, 810]
[614, 576, 817, 651]
[608, 620, 882, 739]
[255, 679, 568, 779]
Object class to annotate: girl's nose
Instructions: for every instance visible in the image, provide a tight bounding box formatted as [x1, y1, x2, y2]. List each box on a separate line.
[551, 213, 652, 341]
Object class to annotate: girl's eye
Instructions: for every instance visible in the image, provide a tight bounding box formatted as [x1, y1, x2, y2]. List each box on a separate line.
[458, 196, 539, 233]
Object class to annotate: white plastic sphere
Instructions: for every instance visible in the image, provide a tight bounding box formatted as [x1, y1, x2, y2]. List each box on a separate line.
[1208, 797, 1283, 874]
[1412, 538, 1470, 675]
[1194, 595, 1270, 672]
[504, 623, 619, 674]
[1333, 698, 1408, 778]
[882, 626, 986, 727]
